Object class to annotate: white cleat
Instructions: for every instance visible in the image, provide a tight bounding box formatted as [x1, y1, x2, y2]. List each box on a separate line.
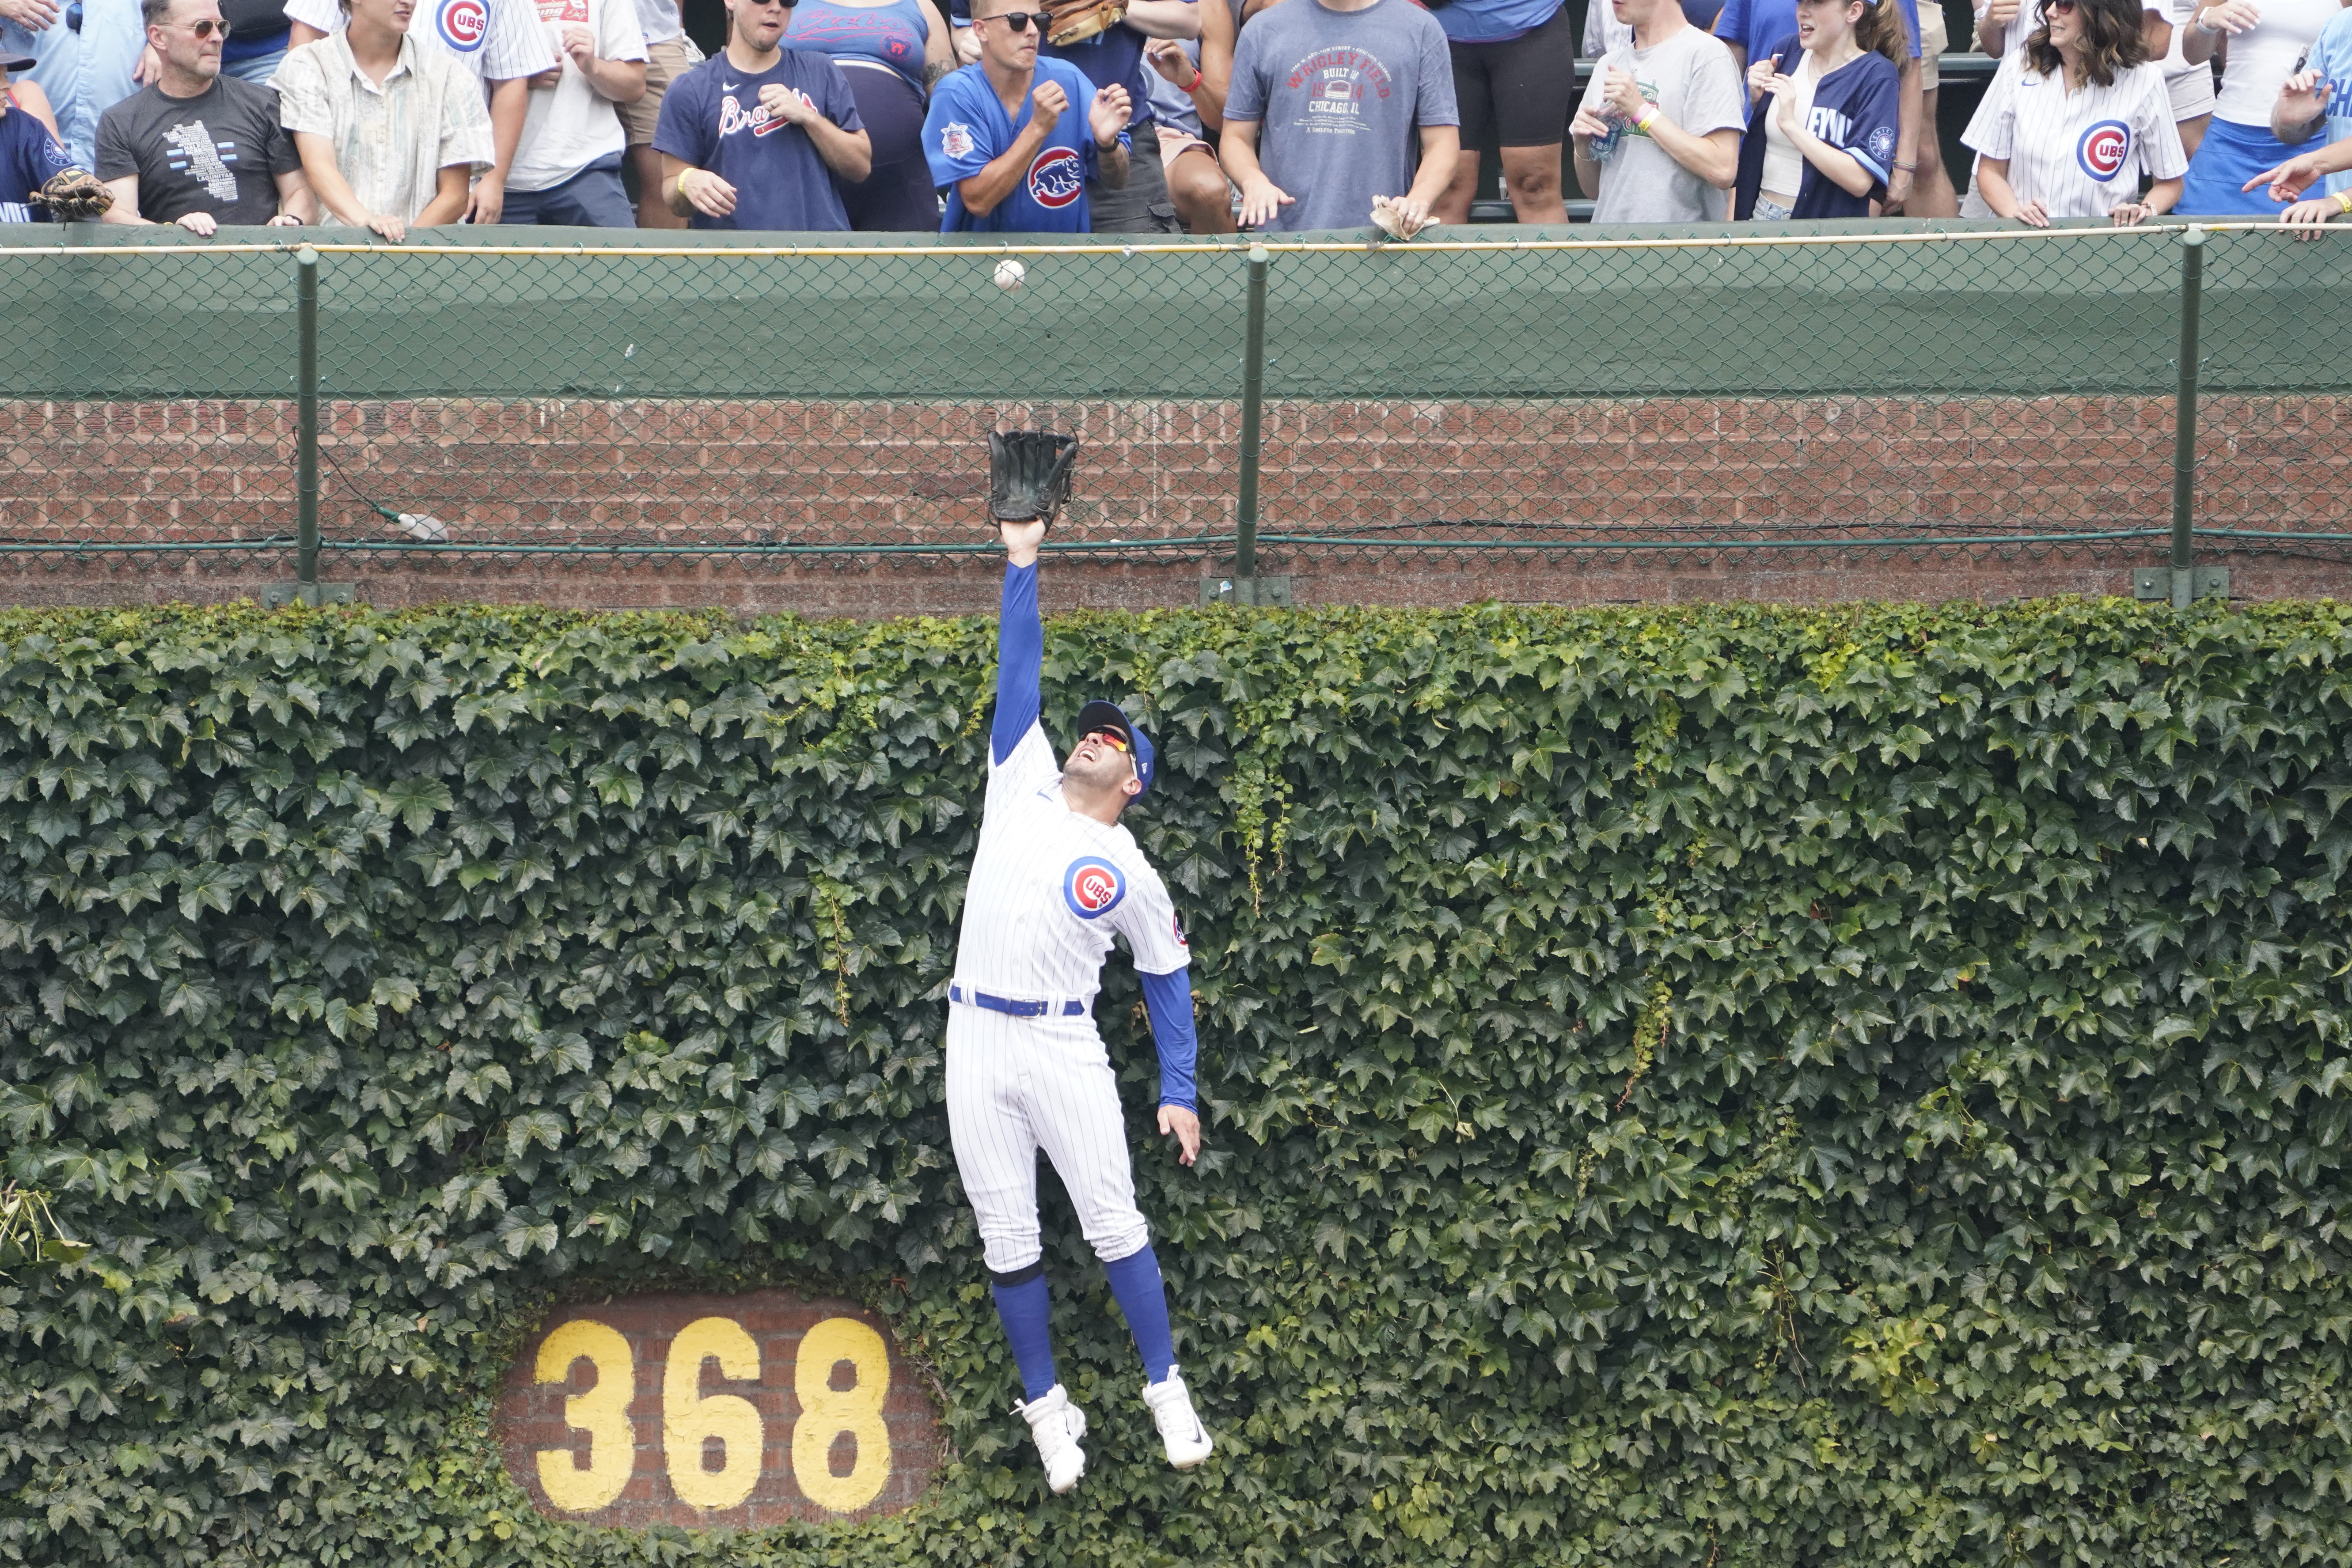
[1016, 1383, 1088, 1494]
[1142, 1366, 1214, 1470]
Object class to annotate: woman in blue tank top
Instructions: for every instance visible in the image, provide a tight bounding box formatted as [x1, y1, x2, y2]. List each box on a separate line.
[787, 0, 954, 230]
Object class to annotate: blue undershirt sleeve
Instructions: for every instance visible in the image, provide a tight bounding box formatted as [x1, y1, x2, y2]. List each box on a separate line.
[992, 561, 1042, 766]
[1138, 967, 1198, 1111]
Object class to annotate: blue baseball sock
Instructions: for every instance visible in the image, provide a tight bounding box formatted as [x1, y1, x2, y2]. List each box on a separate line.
[990, 1269, 1058, 1402]
[1103, 1243, 1176, 1386]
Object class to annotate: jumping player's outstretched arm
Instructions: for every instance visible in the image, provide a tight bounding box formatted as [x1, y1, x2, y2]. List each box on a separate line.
[992, 519, 1047, 767]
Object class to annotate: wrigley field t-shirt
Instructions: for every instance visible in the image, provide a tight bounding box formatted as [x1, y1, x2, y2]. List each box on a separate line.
[1222, 0, 1458, 233]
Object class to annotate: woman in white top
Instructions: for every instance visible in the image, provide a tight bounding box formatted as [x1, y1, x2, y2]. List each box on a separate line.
[2174, 0, 2350, 210]
[1963, 0, 2188, 222]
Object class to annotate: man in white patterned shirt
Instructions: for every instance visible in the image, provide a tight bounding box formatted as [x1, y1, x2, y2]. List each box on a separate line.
[282, 0, 549, 219]
[273, 0, 494, 238]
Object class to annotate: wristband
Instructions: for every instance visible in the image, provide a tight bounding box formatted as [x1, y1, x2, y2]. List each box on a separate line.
[1894, 160, 1916, 171]
[1634, 102, 1659, 131]
[2336, 189, 2352, 215]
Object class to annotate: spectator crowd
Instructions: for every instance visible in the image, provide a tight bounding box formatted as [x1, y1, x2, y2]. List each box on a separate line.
[3, 0, 2349, 233]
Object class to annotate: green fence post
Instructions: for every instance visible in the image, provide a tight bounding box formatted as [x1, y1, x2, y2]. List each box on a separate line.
[297, 245, 319, 589]
[2142, 226, 2223, 607]
[1206, 243, 1288, 606]
[268, 245, 352, 608]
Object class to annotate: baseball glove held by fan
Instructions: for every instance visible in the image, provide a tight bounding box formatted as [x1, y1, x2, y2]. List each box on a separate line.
[989, 432, 1079, 525]
[31, 169, 112, 222]
[1043, 0, 1124, 44]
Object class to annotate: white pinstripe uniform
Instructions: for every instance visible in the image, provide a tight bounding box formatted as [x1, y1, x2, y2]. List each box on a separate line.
[948, 721, 1190, 1276]
[279, 0, 558, 85]
[1961, 53, 2187, 217]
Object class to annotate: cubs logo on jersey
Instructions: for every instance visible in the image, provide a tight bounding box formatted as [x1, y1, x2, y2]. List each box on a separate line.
[2076, 119, 2129, 181]
[1063, 857, 1126, 918]
[435, 0, 487, 52]
[1028, 145, 1084, 209]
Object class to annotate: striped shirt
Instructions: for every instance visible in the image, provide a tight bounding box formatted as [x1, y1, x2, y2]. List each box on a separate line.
[958, 721, 1189, 1000]
[274, 31, 496, 224]
[279, 0, 557, 86]
[1961, 53, 2185, 217]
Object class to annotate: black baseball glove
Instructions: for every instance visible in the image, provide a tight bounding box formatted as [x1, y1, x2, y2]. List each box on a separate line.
[988, 432, 1079, 526]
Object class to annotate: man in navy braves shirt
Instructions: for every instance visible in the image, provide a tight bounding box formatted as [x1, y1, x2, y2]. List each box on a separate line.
[923, 0, 1130, 231]
[652, 0, 870, 229]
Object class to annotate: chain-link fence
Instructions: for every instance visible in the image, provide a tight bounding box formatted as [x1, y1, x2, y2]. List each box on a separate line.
[2, 223, 2348, 605]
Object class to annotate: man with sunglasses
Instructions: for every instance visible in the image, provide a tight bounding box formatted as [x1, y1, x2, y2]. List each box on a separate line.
[947, 0, 1192, 231]
[944, 509, 1214, 1494]
[650, 0, 869, 229]
[923, 0, 1132, 230]
[94, 0, 314, 229]
[0, 0, 143, 169]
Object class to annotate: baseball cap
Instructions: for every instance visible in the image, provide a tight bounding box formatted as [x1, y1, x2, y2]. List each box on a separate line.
[0, 50, 37, 72]
[1074, 699, 1155, 798]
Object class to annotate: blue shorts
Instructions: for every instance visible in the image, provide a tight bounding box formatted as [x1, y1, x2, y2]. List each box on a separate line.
[2178, 116, 2295, 216]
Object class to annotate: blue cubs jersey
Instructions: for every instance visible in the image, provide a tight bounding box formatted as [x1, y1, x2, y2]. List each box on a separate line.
[922, 55, 1126, 233]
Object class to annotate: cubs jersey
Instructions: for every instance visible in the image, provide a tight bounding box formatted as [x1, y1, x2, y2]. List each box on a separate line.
[2302, 8, 2352, 200]
[958, 720, 1189, 999]
[1961, 55, 2185, 218]
[923, 55, 1124, 233]
[281, 0, 555, 83]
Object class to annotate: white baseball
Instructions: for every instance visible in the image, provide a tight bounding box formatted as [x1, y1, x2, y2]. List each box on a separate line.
[994, 259, 1026, 292]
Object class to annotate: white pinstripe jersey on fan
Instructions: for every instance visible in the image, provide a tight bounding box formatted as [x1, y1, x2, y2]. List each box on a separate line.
[956, 722, 1191, 997]
[1962, 55, 2185, 217]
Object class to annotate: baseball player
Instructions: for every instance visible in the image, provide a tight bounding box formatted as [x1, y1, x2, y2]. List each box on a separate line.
[950, 511, 1212, 1494]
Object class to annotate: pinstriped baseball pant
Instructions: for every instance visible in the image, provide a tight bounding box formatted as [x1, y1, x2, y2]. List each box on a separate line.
[945, 1004, 1150, 1275]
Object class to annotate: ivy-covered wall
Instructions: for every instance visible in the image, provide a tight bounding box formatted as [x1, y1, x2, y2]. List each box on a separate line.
[2, 598, 2349, 1568]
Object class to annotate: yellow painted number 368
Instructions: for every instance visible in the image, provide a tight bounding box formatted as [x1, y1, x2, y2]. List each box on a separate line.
[533, 1315, 892, 1513]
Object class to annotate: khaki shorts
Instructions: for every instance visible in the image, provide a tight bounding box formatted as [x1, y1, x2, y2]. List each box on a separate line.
[2165, 61, 2216, 120]
[1155, 124, 1217, 167]
[1915, 0, 1946, 92]
[624, 35, 705, 146]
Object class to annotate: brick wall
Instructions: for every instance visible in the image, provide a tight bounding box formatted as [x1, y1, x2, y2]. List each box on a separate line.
[5, 395, 2347, 615]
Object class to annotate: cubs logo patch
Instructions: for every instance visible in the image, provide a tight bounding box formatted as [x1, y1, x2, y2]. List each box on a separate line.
[436, 0, 486, 51]
[940, 121, 975, 159]
[1028, 145, 1084, 209]
[2076, 119, 2129, 180]
[1063, 856, 1126, 918]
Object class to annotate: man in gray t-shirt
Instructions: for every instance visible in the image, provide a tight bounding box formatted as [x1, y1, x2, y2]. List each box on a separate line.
[1221, 0, 1459, 235]
[1571, 0, 1745, 222]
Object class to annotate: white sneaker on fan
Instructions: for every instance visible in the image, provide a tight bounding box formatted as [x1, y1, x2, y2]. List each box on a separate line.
[1142, 1367, 1214, 1469]
[1015, 1383, 1088, 1493]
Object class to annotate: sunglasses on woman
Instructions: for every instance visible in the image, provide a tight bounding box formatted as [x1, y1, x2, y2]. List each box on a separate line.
[986, 10, 1055, 29]
[2046, 0, 2077, 12]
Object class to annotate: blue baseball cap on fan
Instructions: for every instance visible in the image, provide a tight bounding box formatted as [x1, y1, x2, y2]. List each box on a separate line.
[1074, 699, 1155, 799]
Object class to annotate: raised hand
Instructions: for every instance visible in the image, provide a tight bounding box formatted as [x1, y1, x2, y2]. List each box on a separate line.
[1089, 83, 1131, 147]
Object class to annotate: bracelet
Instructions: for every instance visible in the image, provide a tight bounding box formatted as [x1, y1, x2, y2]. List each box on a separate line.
[1893, 160, 1916, 171]
[1184, 65, 1203, 91]
[1634, 102, 1660, 131]
[2336, 189, 2352, 215]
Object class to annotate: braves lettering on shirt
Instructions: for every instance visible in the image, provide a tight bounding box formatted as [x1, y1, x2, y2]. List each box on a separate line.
[922, 54, 1120, 233]
[718, 87, 818, 137]
[1961, 54, 2186, 220]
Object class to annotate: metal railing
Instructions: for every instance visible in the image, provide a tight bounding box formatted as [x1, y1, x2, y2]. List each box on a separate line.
[1, 221, 2348, 606]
